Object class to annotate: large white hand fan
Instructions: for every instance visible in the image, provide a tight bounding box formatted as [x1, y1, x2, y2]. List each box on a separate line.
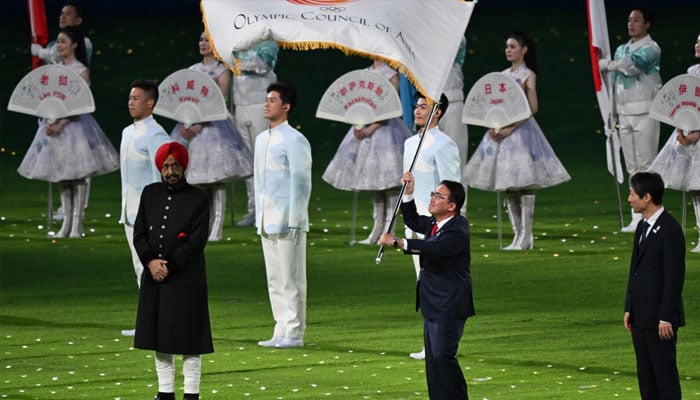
[316, 69, 402, 128]
[462, 72, 531, 131]
[650, 74, 700, 134]
[7, 64, 95, 124]
[154, 69, 228, 127]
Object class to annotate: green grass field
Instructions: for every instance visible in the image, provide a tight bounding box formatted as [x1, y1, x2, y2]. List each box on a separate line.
[1, 4, 698, 399]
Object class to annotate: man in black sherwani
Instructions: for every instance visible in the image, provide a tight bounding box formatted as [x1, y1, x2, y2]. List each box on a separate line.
[133, 142, 213, 400]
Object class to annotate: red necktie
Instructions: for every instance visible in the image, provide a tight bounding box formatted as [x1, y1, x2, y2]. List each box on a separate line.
[430, 223, 438, 236]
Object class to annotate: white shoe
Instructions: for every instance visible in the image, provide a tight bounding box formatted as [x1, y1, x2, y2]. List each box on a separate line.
[409, 348, 425, 360]
[691, 244, 700, 254]
[121, 329, 135, 337]
[258, 336, 284, 347]
[357, 237, 377, 245]
[275, 337, 304, 348]
[236, 213, 255, 227]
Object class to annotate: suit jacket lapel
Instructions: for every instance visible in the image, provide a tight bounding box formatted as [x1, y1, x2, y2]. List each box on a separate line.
[632, 222, 644, 269]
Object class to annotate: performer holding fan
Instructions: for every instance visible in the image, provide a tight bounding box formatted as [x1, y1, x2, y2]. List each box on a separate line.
[464, 31, 570, 250]
[322, 61, 412, 245]
[165, 32, 253, 242]
[649, 34, 700, 253]
[13, 26, 118, 238]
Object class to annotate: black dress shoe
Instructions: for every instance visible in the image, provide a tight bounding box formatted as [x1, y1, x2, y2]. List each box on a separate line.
[183, 394, 199, 400]
[154, 392, 175, 400]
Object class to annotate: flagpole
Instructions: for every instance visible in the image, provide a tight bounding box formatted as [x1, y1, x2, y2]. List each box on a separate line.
[608, 126, 624, 229]
[376, 103, 439, 264]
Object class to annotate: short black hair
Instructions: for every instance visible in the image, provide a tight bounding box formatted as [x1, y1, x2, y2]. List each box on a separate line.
[630, 172, 664, 205]
[130, 79, 159, 105]
[416, 93, 449, 120]
[267, 82, 298, 114]
[440, 180, 466, 214]
[64, 1, 85, 20]
[632, 6, 656, 31]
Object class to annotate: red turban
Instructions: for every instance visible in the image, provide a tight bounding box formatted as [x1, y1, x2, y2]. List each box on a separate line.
[155, 142, 189, 171]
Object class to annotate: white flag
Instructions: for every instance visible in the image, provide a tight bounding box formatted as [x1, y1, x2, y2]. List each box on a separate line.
[200, 0, 475, 103]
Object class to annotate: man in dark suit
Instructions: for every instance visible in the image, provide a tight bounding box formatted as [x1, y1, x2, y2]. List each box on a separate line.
[624, 172, 685, 400]
[380, 172, 474, 400]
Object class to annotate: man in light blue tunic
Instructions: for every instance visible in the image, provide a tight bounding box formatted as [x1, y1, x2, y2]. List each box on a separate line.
[600, 7, 662, 232]
[119, 79, 170, 336]
[233, 40, 279, 227]
[254, 83, 312, 349]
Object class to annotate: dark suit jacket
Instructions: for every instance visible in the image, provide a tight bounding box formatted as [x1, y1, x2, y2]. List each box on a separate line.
[401, 200, 475, 321]
[625, 210, 685, 330]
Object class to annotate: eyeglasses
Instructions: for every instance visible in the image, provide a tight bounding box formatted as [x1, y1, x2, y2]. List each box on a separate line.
[429, 191, 448, 201]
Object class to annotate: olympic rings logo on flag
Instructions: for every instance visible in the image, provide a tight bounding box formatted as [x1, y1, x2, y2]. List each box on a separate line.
[320, 6, 346, 13]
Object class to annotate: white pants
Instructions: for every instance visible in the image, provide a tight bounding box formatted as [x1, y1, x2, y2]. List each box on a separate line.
[236, 103, 269, 215]
[124, 224, 144, 288]
[261, 231, 307, 339]
[438, 100, 469, 170]
[155, 352, 201, 394]
[618, 114, 660, 176]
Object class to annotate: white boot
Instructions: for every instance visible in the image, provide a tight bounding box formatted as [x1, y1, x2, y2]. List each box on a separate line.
[358, 191, 385, 245]
[513, 193, 535, 250]
[208, 185, 226, 242]
[692, 194, 700, 254]
[503, 193, 522, 250]
[69, 180, 87, 238]
[55, 182, 73, 238]
[621, 209, 642, 233]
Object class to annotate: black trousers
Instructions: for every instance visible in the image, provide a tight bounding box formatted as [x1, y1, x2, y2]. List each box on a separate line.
[631, 327, 681, 400]
[424, 318, 468, 400]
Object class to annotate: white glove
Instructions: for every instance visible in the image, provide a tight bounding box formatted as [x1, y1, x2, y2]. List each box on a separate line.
[238, 56, 272, 75]
[30, 44, 43, 56]
[608, 60, 622, 71]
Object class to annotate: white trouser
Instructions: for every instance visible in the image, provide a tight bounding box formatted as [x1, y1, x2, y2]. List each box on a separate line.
[155, 352, 201, 394]
[618, 114, 660, 175]
[438, 101, 468, 212]
[236, 103, 269, 215]
[438, 100, 469, 169]
[405, 227, 424, 279]
[261, 230, 307, 340]
[124, 224, 144, 288]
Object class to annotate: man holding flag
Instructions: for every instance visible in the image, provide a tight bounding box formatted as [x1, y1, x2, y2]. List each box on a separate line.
[599, 6, 662, 232]
[30, 1, 93, 64]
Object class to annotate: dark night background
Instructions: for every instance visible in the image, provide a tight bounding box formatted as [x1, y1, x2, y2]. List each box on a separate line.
[1, 0, 698, 178]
